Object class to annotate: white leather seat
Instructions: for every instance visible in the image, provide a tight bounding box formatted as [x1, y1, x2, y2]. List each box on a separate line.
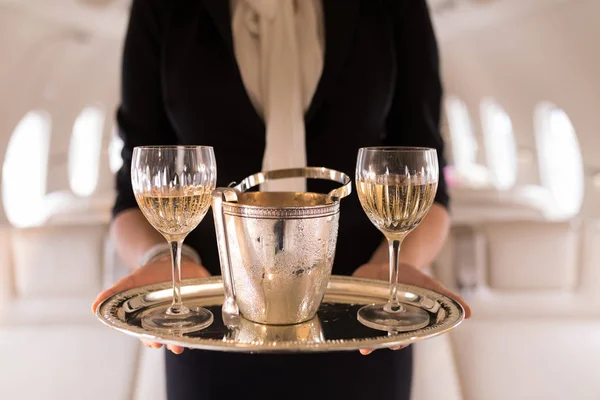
[0, 222, 142, 400]
[482, 220, 580, 291]
[433, 218, 600, 400]
[451, 320, 600, 400]
[4, 209, 600, 400]
[133, 346, 168, 400]
[0, 323, 140, 400]
[412, 334, 463, 400]
[11, 224, 107, 299]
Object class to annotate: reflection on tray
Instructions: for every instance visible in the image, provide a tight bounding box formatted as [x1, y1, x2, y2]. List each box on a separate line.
[125, 300, 440, 344]
[225, 315, 325, 344]
[180, 303, 429, 343]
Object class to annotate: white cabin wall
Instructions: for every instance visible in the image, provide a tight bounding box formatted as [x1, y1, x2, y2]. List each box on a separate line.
[437, 0, 600, 217]
[0, 6, 121, 222]
[0, 10, 55, 223]
[42, 38, 120, 195]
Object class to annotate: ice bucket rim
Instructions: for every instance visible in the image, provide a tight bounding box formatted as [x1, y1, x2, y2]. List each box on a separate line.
[215, 167, 351, 219]
[221, 201, 340, 219]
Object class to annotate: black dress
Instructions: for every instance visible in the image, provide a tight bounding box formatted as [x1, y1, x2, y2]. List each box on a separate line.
[113, 1, 449, 399]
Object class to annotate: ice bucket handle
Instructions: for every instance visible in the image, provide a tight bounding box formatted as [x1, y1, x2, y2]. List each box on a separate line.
[232, 167, 352, 202]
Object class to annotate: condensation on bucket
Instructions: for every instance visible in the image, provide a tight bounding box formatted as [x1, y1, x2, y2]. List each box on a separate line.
[226, 213, 339, 325]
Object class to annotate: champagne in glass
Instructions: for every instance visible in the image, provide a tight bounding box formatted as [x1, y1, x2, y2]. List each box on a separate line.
[356, 147, 439, 332]
[132, 146, 216, 334]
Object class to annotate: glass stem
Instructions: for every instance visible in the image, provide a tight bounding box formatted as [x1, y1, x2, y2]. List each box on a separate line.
[167, 239, 186, 315]
[386, 238, 406, 313]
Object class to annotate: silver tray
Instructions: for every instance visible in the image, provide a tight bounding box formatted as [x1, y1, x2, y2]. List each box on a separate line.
[96, 275, 465, 353]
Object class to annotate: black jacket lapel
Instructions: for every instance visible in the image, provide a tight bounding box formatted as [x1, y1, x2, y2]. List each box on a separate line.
[305, 0, 360, 125]
[202, 0, 234, 55]
[201, 0, 361, 127]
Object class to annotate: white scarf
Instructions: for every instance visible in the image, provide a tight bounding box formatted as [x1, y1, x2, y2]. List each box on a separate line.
[231, 0, 324, 192]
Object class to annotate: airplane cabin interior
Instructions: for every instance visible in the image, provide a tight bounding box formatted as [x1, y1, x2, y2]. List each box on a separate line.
[0, 0, 599, 399]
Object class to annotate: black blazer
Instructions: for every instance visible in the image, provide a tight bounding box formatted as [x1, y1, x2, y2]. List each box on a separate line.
[114, 0, 449, 277]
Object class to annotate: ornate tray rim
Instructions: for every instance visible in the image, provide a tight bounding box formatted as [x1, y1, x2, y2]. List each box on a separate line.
[96, 275, 465, 353]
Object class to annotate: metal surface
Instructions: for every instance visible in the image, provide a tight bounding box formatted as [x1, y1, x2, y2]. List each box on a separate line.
[232, 167, 352, 203]
[211, 167, 351, 325]
[96, 276, 465, 353]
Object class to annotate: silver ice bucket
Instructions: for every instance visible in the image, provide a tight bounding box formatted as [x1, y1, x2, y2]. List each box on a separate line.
[212, 167, 352, 325]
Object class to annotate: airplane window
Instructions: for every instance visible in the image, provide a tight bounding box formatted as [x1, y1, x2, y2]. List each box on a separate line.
[480, 98, 517, 190]
[68, 106, 105, 197]
[535, 104, 584, 217]
[445, 96, 477, 170]
[108, 125, 124, 173]
[2, 111, 51, 227]
[445, 96, 489, 187]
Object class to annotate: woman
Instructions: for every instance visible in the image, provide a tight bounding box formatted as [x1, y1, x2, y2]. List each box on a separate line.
[93, 0, 471, 399]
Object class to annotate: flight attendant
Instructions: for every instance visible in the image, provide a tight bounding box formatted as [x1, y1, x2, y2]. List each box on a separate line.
[93, 1, 471, 399]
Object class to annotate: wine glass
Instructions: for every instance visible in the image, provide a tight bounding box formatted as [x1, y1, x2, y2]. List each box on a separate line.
[131, 145, 217, 334]
[355, 147, 439, 332]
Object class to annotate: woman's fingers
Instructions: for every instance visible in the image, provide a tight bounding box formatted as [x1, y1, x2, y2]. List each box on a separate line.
[359, 344, 408, 355]
[92, 275, 136, 313]
[141, 339, 164, 349]
[141, 339, 185, 354]
[423, 278, 472, 319]
[167, 345, 185, 354]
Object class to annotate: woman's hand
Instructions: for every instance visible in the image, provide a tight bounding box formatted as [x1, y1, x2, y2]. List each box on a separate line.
[91, 259, 211, 354]
[352, 262, 471, 355]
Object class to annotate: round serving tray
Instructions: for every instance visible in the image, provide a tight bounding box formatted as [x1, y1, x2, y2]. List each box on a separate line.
[96, 275, 465, 353]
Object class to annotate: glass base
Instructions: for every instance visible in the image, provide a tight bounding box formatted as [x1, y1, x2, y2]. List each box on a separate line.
[357, 303, 430, 333]
[141, 305, 214, 334]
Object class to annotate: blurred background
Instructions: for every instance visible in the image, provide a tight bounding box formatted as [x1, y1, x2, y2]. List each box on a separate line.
[0, 0, 599, 399]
